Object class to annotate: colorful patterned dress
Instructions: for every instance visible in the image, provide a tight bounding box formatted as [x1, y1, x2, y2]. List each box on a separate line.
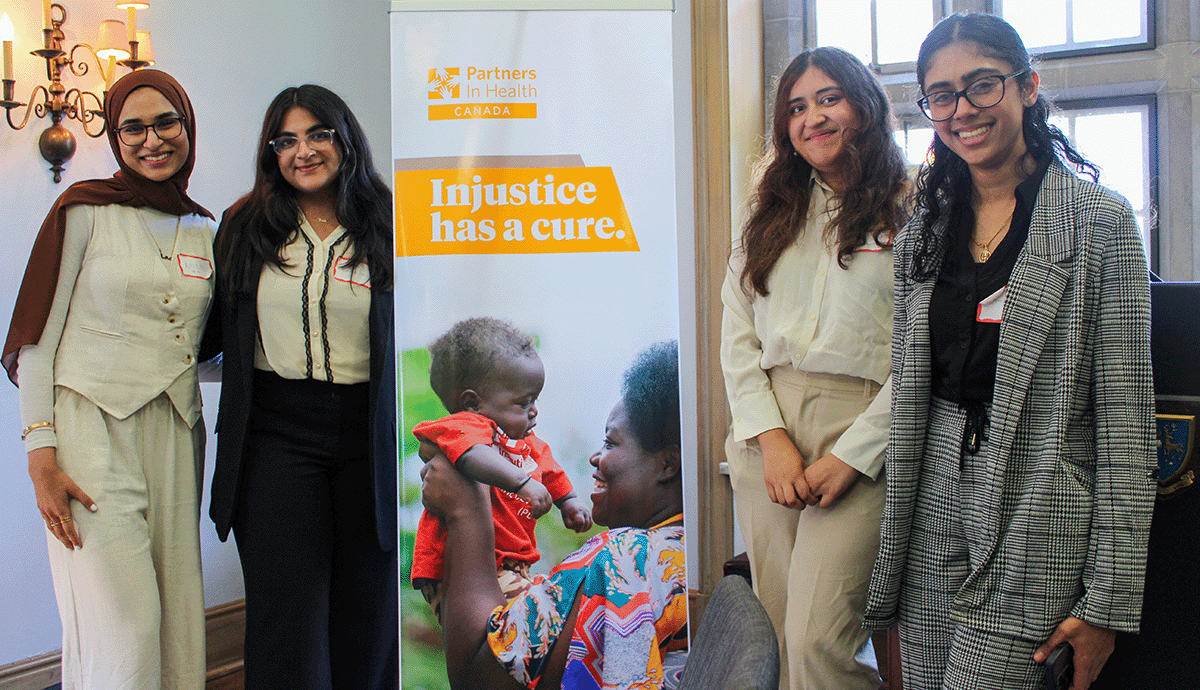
[487, 515, 688, 689]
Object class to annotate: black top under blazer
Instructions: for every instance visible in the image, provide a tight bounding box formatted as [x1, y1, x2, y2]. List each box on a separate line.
[205, 229, 397, 553]
[865, 159, 1156, 640]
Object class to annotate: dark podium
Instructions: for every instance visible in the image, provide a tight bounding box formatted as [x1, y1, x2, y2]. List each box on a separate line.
[1093, 281, 1200, 689]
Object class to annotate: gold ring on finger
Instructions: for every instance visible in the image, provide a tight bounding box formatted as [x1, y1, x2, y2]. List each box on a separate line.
[60, 516, 72, 523]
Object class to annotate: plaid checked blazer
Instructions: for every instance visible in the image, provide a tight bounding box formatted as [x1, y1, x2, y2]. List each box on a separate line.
[864, 159, 1156, 641]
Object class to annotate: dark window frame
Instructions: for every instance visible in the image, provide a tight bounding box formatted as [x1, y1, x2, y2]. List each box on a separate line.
[1052, 93, 1159, 270]
[988, 0, 1156, 60]
[807, 0, 944, 76]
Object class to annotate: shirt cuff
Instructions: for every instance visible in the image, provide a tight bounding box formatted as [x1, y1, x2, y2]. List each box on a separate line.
[830, 418, 887, 479]
[24, 428, 57, 454]
[729, 390, 786, 442]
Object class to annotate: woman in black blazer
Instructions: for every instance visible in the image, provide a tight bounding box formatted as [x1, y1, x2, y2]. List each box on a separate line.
[208, 84, 397, 690]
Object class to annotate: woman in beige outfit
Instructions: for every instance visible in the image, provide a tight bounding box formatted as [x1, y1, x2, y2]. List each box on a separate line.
[721, 46, 907, 690]
[5, 70, 214, 690]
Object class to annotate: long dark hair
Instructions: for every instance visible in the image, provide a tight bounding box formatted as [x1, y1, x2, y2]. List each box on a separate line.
[738, 46, 908, 297]
[908, 12, 1099, 282]
[215, 84, 393, 298]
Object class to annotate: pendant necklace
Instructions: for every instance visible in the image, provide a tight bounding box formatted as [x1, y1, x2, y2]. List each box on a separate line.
[302, 204, 336, 226]
[138, 208, 182, 261]
[303, 207, 339, 241]
[973, 211, 1014, 263]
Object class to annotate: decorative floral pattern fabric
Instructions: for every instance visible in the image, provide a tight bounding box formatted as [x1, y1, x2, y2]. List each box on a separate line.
[487, 515, 688, 689]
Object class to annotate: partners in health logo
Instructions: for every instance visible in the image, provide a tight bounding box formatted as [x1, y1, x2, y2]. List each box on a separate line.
[428, 68, 460, 100]
[424, 66, 537, 121]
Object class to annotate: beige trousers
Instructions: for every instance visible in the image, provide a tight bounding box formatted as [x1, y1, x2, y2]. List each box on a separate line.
[727, 368, 886, 690]
[47, 388, 206, 690]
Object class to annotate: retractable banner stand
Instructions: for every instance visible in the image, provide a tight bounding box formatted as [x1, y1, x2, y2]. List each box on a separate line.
[389, 2, 684, 687]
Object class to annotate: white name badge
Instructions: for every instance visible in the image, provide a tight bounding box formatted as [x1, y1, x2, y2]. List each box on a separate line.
[977, 285, 1007, 323]
[177, 254, 213, 280]
[334, 258, 372, 288]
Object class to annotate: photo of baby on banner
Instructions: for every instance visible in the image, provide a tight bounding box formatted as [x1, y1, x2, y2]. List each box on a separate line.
[409, 317, 596, 620]
[402, 327, 688, 689]
[390, 5, 687, 687]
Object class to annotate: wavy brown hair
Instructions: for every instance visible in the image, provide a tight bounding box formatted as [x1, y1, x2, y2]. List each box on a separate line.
[738, 47, 909, 297]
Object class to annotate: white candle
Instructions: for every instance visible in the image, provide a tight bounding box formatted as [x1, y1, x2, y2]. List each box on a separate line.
[1, 13, 13, 81]
[136, 30, 154, 66]
[42, 0, 52, 30]
[104, 55, 116, 91]
[126, 7, 136, 45]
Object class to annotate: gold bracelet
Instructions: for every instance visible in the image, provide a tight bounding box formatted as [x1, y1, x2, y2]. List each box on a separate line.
[21, 422, 54, 440]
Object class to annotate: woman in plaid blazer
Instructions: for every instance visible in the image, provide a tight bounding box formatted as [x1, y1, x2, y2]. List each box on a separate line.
[864, 13, 1156, 690]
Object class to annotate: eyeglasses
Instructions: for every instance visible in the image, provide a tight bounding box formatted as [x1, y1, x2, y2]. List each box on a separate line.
[268, 129, 336, 156]
[115, 116, 186, 147]
[917, 69, 1029, 122]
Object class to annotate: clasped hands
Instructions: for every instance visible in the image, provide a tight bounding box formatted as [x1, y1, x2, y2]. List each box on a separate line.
[757, 428, 860, 510]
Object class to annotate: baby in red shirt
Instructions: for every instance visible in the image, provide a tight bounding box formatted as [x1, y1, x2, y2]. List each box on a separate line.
[411, 317, 592, 618]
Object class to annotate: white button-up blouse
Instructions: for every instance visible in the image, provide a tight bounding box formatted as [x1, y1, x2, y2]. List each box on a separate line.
[253, 214, 371, 385]
[720, 173, 893, 478]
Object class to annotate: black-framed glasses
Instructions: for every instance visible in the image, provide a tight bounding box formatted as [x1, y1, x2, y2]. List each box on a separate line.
[917, 69, 1029, 122]
[268, 129, 336, 156]
[115, 116, 186, 147]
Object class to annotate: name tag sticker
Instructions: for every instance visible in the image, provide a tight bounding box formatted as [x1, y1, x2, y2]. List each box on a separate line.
[977, 285, 1007, 323]
[177, 254, 213, 280]
[334, 259, 371, 289]
[854, 233, 890, 252]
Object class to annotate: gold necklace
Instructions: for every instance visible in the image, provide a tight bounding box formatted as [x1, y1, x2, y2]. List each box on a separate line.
[973, 211, 1014, 263]
[302, 206, 336, 226]
[137, 208, 182, 261]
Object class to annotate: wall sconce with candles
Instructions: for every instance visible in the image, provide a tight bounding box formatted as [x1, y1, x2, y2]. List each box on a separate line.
[1, 1, 155, 182]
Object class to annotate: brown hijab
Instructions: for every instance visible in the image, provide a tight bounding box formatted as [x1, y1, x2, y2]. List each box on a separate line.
[3, 69, 213, 383]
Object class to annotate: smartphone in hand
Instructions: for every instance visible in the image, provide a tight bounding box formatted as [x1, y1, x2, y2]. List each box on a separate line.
[1043, 642, 1074, 690]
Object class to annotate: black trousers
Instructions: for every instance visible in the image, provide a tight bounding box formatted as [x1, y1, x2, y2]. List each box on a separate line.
[233, 370, 398, 690]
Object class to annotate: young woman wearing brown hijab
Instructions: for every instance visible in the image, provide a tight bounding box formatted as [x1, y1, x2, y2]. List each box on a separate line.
[4, 69, 215, 690]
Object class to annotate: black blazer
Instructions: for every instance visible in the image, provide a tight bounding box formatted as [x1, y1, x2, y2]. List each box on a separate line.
[204, 264, 396, 552]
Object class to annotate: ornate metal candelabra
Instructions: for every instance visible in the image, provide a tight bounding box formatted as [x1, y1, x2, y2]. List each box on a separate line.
[1, 3, 148, 182]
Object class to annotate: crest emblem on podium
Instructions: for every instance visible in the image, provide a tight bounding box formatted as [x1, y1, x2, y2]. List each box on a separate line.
[1157, 414, 1196, 499]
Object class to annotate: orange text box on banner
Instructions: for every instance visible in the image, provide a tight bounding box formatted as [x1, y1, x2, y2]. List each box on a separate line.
[428, 103, 537, 120]
[395, 166, 639, 257]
